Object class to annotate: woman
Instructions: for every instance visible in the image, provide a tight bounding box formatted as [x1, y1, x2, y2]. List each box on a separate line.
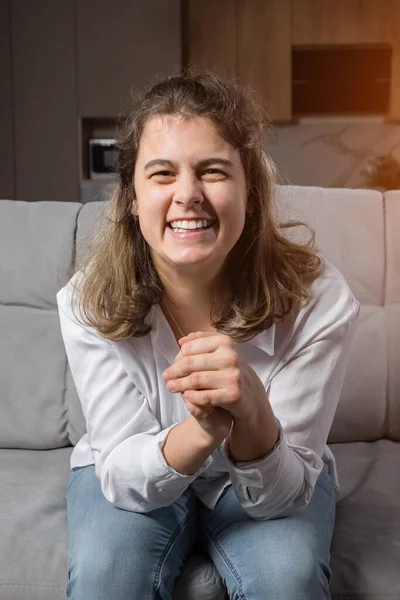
[57, 72, 360, 600]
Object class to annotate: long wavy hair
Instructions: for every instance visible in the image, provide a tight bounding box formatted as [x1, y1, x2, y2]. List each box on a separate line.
[70, 72, 323, 342]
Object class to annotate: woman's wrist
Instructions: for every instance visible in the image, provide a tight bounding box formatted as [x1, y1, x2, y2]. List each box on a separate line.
[188, 417, 226, 450]
[228, 404, 279, 463]
[162, 416, 222, 475]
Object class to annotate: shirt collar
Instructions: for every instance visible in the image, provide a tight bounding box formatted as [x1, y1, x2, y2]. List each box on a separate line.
[149, 304, 276, 366]
[246, 323, 276, 356]
[149, 304, 181, 366]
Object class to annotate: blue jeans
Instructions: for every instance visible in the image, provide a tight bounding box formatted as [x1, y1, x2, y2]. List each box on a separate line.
[66, 465, 336, 600]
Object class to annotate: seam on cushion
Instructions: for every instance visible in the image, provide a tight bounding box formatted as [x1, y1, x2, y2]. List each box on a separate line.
[382, 194, 390, 439]
[61, 351, 71, 445]
[332, 595, 400, 599]
[0, 302, 54, 311]
[64, 205, 81, 446]
[60, 298, 71, 446]
[0, 581, 64, 589]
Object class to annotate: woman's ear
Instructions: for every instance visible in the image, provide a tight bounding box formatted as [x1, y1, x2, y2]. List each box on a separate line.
[131, 203, 139, 220]
[129, 188, 139, 219]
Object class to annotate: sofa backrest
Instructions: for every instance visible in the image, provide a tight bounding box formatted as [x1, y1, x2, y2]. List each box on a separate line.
[277, 186, 399, 443]
[1, 187, 398, 449]
[0, 200, 81, 449]
[382, 191, 399, 441]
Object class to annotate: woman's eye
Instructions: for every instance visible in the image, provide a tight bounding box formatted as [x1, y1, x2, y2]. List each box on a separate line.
[150, 171, 175, 181]
[203, 169, 226, 178]
[153, 171, 173, 177]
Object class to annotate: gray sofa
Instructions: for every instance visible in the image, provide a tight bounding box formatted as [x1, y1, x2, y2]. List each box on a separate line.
[1, 185, 399, 600]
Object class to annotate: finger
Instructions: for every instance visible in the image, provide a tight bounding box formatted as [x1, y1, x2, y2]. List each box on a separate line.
[166, 370, 222, 393]
[178, 331, 215, 345]
[165, 353, 235, 381]
[177, 332, 233, 362]
[185, 403, 213, 420]
[176, 331, 220, 361]
[183, 387, 239, 410]
[183, 398, 214, 419]
[167, 364, 240, 393]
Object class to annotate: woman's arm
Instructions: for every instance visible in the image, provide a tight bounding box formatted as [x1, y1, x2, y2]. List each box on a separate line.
[162, 416, 225, 475]
[57, 289, 218, 513]
[222, 296, 360, 520]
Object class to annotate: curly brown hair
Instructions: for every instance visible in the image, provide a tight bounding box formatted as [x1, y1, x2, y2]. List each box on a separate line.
[70, 72, 323, 342]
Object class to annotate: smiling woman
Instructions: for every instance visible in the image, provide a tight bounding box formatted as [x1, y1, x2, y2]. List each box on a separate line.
[57, 72, 359, 600]
[131, 114, 249, 317]
[68, 72, 323, 344]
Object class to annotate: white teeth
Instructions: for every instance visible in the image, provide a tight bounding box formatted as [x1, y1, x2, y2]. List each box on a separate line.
[169, 219, 212, 230]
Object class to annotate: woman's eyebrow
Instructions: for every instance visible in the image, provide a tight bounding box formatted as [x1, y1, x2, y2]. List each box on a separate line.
[144, 157, 234, 171]
[144, 159, 177, 171]
[198, 158, 234, 169]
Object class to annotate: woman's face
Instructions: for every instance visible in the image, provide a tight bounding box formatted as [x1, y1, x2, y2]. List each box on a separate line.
[132, 114, 248, 278]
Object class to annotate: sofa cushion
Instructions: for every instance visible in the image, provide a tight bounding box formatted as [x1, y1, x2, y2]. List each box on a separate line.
[277, 186, 387, 442]
[0, 200, 80, 309]
[65, 201, 105, 445]
[385, 191, 400, 440]
[387, 303, 400, 441]
[0, 448, 71, 600]
[328, 303, 387, 442]
[173, 553, 227, 600]
[0, 306, 70, 448]
[1, 443, 399, 600]
[277, 186, 385, 307]
[0, 200, 81, 449]
[0, 447, 227, 600]
[330, 440, 400, 598]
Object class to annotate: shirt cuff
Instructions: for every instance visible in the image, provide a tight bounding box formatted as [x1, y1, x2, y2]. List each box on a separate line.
[142, 423, 214, 489]
[221, 418, 284, 488]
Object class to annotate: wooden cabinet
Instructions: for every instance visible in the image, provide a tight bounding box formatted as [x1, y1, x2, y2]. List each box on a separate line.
[185, 0, 292, 122]
[77, 0, 181, 118]
[184, 0, 400, 123]
[237, 0, 291, 122]
[184, 0, 236, 77]
[291, 0, 393, 45]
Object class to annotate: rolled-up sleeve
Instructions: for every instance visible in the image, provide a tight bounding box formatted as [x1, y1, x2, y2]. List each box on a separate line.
[222, 295, 360, 520]
[57, 293, 213, 513]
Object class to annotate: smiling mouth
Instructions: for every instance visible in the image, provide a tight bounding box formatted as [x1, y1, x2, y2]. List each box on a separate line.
[167, 223, 214, 233]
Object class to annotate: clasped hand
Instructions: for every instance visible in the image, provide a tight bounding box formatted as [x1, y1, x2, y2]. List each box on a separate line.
[162, 331, 267, 421]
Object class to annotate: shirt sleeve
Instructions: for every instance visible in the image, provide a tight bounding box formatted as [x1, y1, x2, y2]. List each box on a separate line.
[221, 293, 360, 521]
[57, 289, 213, 513]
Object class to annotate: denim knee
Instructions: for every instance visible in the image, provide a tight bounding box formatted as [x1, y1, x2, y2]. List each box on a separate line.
[66, 465, 198, 600]
[67, 529, 164, 600]
[198, 470, 335, 600]
[231, 538, 331, 600]
[262, 552, 331, 599]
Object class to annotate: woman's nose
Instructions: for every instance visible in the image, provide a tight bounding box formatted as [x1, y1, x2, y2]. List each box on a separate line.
[173, 175, 203, 207]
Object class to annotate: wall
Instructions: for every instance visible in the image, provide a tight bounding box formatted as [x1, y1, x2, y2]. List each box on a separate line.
[79, 117, 400, 200]
[0, 0, 14, 199]
[269, 117, 400, 188]
[0, 0, 181, 202]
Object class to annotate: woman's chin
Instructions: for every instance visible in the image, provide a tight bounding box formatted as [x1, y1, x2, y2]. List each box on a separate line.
[167, 252, 213, 267]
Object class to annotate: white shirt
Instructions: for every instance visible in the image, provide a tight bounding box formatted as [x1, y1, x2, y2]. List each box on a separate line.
[57, 258, 360, 520]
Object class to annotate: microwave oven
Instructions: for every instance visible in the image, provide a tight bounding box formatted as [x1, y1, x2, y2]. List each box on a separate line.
[88, 138, 117, 180]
